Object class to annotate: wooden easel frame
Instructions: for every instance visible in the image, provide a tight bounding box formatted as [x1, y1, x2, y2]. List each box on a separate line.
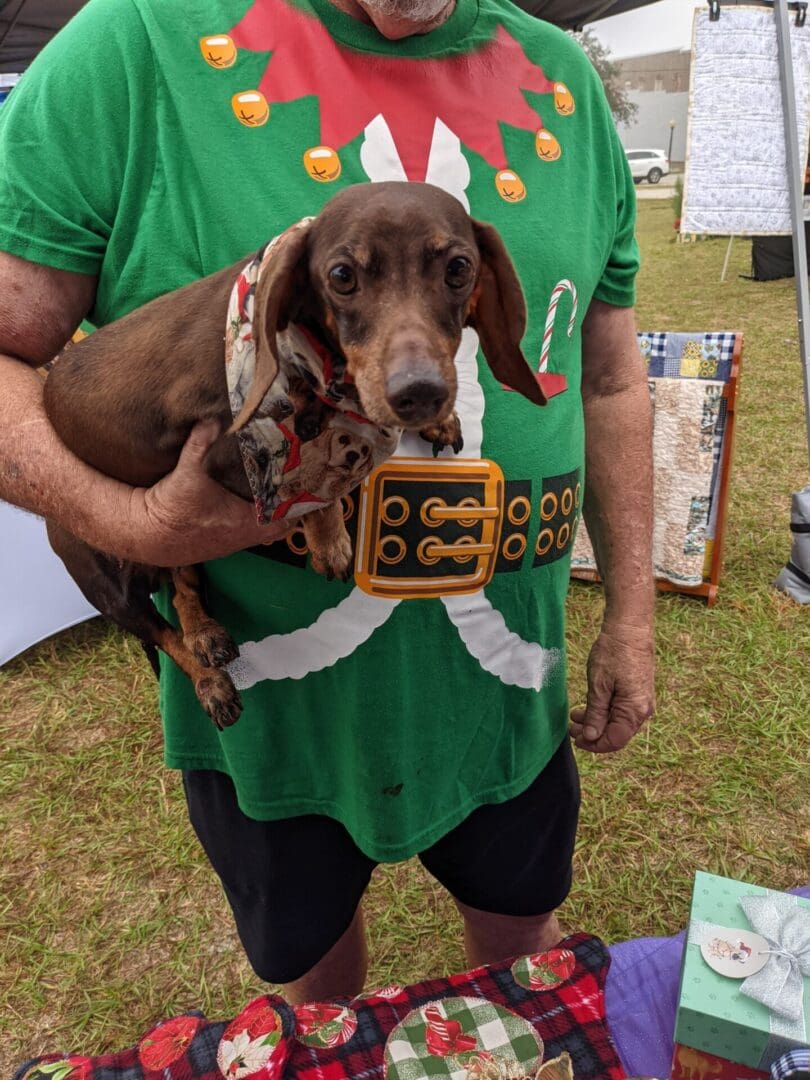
[571, 333, 743, 608]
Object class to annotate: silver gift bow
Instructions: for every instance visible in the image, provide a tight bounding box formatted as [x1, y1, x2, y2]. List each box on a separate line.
[738, 893, 810, 1036]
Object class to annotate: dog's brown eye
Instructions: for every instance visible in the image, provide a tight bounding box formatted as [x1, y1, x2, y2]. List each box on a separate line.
[445, 256, 472, 289]
[338, 434, 350, 445]
[329, 264, 357, 294]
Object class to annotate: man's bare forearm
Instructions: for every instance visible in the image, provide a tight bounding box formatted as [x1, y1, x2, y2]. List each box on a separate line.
[570, 300, 655, 752]
[582, 379, 654, 625]
[0, 353, 133, 555]
[0, 353, 289, 565]
[580, 300, 654, 628]
[0, 254, 289, 567]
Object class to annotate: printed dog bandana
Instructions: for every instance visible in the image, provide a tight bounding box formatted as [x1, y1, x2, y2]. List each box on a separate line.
[14, 934, 627, 1080]
[225, 221, 402, 524]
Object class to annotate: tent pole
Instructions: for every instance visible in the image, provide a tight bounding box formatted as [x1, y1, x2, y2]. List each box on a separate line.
[0, 0, 28, 53]
[774, 0, 810, 466]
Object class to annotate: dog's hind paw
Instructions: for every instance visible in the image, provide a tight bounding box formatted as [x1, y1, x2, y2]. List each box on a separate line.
[195, 670, 243, 730]
[185, 620, 239, 669]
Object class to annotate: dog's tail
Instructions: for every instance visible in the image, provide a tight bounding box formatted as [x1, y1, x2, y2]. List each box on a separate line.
[140, 641, 161, 681]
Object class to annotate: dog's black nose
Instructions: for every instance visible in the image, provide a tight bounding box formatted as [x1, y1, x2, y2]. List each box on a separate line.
[386, 369, 449, 424]
[344, 450, 360, 467]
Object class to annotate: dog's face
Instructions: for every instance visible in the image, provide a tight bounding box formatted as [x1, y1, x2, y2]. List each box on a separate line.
[304, 183, 480, 429]
[325, 426, 373, 477]
[231, 182, 545, 435]
[304, 182, 546, 429]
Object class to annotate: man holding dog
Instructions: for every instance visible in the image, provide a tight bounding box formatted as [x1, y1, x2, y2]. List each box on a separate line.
[0, 0, 654, 1004]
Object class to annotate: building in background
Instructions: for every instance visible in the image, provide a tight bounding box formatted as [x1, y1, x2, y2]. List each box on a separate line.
[0, 72, 21, 108]
[615, 49, 690, 167]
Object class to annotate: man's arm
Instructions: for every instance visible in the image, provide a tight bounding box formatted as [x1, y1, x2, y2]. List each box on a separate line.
[569, 298, 655, 753]
[0, 252, 288, 566]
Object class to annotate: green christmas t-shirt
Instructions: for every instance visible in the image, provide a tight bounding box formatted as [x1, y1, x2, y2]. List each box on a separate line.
[0, 0, 639, 861]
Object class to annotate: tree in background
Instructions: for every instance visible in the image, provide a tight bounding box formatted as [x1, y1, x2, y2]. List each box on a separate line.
[570, 29, 638, 127]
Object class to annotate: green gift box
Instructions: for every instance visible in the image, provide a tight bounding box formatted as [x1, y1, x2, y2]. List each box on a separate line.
[675, 871, 810, 1073]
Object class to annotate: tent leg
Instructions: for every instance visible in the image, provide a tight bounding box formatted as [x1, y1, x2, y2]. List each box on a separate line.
[774, 0, 810, 602]
[720, 235, 734, 282]
[775, 0, 810, 465]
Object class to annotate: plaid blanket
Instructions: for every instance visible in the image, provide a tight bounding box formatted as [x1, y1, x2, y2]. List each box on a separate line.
[14, 935, 625, 1080]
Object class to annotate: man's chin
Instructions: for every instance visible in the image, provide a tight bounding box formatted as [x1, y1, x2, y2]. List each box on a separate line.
[359, 0, 454, 37]
[367, 16, 429, 38]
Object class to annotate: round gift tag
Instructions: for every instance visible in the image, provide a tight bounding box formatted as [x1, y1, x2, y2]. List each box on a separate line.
[700, 930, 771, 978]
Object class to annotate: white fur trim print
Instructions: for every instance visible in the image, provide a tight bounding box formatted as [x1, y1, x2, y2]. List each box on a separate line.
[229, 591, 399, 688]
[441, 593, 562, 692]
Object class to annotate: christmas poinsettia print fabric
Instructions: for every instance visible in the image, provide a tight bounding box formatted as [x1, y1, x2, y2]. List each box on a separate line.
[14, 934, 625, 1080]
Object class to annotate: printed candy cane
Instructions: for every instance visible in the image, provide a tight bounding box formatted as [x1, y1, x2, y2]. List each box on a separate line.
[539, 279, 578, 373]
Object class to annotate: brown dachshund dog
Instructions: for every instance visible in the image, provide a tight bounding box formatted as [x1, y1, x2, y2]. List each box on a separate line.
[44, 181, 545, 729]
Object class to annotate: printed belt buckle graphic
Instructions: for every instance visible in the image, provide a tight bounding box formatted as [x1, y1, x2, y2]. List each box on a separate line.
[354, 458, 505, 599]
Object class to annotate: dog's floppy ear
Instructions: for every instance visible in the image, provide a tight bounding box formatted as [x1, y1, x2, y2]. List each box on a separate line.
[467, 220, 546, 407]
[229, 222, 312, 434]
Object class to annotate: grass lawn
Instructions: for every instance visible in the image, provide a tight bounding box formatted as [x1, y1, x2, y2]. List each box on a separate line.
[2, 199, 809, 1072]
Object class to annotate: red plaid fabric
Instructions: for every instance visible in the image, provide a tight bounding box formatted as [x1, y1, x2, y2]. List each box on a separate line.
[15, 934, 625, 1080]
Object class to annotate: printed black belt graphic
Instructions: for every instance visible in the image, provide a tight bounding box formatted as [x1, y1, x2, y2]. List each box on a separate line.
[251, 459, 582, 599]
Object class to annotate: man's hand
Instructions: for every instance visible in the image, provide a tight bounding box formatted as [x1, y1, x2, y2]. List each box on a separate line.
[575, 299, 655, 754]
[569, 621, 655, 753]
[124, 421, 290, 567]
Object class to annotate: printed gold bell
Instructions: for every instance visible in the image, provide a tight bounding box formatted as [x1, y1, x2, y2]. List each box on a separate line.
[553, 82, 575, 115]
[495, 169, 526, 202]
[535, 128, 562, 161]
[200, 34, 237, 68]
[303, 146, 342, 182]
[231, 90, 270, 127]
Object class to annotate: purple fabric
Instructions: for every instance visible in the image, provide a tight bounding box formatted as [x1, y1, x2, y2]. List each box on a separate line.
[605, 885, 810, 1078]
[605, 929, 685, 1078]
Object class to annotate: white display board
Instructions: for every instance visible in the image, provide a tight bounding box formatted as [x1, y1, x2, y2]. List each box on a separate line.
[0, 501, 97, 666]
[682, 6, 810, 235]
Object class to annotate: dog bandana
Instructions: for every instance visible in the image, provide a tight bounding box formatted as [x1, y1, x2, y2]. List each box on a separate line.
[225, 221, 402, 524]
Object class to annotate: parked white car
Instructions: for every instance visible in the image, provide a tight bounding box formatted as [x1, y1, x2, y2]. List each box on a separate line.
[625, 148, 670, 184]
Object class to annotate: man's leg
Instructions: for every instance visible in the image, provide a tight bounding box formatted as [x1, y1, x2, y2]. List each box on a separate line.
[419, 737, 580, 969]
[283, 906, 368, 1004]
[182, 770, 375, 999]
[454, 902, 562, 968]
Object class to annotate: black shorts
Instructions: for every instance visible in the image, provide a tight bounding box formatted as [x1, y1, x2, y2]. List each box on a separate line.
[182, 737, 580, 984]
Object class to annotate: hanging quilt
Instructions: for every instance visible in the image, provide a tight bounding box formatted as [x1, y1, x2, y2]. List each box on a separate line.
[682, 5, 810, 236]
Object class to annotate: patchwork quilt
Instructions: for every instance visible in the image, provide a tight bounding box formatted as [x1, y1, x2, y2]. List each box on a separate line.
[13, 935, 626, 1080]
[571, 332, 734, 588]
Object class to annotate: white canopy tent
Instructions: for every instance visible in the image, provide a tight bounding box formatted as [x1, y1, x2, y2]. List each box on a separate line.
[0, 0, 657, 73]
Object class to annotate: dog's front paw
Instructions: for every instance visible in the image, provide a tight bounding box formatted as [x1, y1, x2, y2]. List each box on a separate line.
[184, 620, 239, 669]
[194, 669, 243, 730]
[310, 532, 354, 583]
[419, 411, 464, 456]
